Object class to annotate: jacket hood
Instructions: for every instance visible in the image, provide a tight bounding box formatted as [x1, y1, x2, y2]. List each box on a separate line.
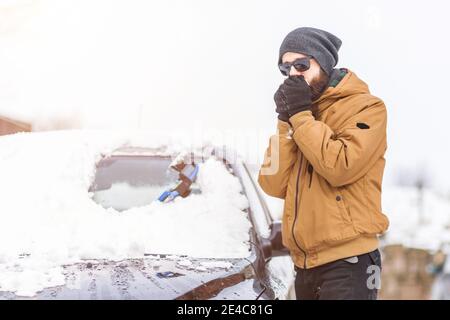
[313, 69, 370, 114]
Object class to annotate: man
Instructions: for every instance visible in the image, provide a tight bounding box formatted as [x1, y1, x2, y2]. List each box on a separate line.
[258, 27, 389, 300]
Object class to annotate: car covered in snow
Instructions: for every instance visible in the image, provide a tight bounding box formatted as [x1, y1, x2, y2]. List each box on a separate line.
[0, 131, 294, 299]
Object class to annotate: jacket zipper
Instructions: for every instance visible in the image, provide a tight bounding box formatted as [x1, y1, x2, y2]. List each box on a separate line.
[292, 153, 307, 269]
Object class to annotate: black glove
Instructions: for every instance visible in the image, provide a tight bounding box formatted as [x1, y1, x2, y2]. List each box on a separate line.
[280, 76, 312, 118]
[273, 86, 290, 122]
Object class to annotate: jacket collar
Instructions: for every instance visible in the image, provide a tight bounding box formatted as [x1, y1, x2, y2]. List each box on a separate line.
[312, 68, 370, 116]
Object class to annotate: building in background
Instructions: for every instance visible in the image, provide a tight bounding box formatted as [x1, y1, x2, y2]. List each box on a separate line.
[0, 115, 31, 135]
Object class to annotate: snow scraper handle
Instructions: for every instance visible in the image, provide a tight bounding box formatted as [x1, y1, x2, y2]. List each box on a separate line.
[157, 164, 199, 203]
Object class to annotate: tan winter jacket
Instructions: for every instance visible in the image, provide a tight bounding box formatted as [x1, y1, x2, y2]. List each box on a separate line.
[258, 69, 389, 269]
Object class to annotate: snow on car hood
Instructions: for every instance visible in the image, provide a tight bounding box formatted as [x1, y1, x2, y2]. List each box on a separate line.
[0, 130, 251, 296]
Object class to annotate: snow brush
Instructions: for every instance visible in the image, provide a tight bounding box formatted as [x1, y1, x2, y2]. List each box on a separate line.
[157, 162, 199, 203]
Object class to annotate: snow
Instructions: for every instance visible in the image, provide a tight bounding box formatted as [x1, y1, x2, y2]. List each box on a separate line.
[195, 266, 208, 272]
[259, 192, 284, 221]
[382, 186, 450, 252]
[0, 130, 251, 296]
[177, 260, 193, 268]
[199, 261, 233, 270]
[175, 259, 235, 271]
[265, 256, 295, 299]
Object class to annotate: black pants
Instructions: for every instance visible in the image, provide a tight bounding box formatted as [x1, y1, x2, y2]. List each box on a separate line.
[294, 249, 382, 300]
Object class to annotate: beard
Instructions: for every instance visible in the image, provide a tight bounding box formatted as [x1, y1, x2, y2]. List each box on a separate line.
[309, 69, 330, 102]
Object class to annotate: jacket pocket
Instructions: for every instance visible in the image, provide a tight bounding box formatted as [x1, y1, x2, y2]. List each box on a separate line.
[336, 190, 353, 225]
[307, 163, 314, 189]
[298, 195, 358, 250]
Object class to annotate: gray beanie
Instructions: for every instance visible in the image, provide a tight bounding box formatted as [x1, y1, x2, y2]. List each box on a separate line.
[278, 27, 342, 75]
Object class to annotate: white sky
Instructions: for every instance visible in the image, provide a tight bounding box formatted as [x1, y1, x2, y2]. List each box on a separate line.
[1, 0, 449, 192]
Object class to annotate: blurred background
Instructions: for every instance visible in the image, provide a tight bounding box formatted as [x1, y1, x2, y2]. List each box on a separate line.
[1, 0, 450, 299]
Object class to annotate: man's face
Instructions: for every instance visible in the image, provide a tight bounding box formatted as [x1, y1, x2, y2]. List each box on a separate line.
[281, 52, 321, 85]
[281, 52, 330, 101]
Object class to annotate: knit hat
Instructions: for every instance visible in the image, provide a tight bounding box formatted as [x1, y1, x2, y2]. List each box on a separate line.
[278, 27, 342, 75]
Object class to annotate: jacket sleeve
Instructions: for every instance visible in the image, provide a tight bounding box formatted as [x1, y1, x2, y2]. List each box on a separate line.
[288, 98, 387, 187]
[258, 120, 298, 199]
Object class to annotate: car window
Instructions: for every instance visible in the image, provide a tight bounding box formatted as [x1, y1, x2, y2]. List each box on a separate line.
[90, 156, 185, 211]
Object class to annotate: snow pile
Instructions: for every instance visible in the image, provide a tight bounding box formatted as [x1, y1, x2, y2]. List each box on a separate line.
[0, 130, 251, 296]
[266, 256, 295, 299]
[382, 186, 450, 251]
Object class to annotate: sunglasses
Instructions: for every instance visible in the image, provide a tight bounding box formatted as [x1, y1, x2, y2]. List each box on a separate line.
[278, 56, 312, 76]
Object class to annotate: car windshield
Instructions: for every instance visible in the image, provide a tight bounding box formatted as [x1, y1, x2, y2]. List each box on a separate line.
[90, 156, 185, 211]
